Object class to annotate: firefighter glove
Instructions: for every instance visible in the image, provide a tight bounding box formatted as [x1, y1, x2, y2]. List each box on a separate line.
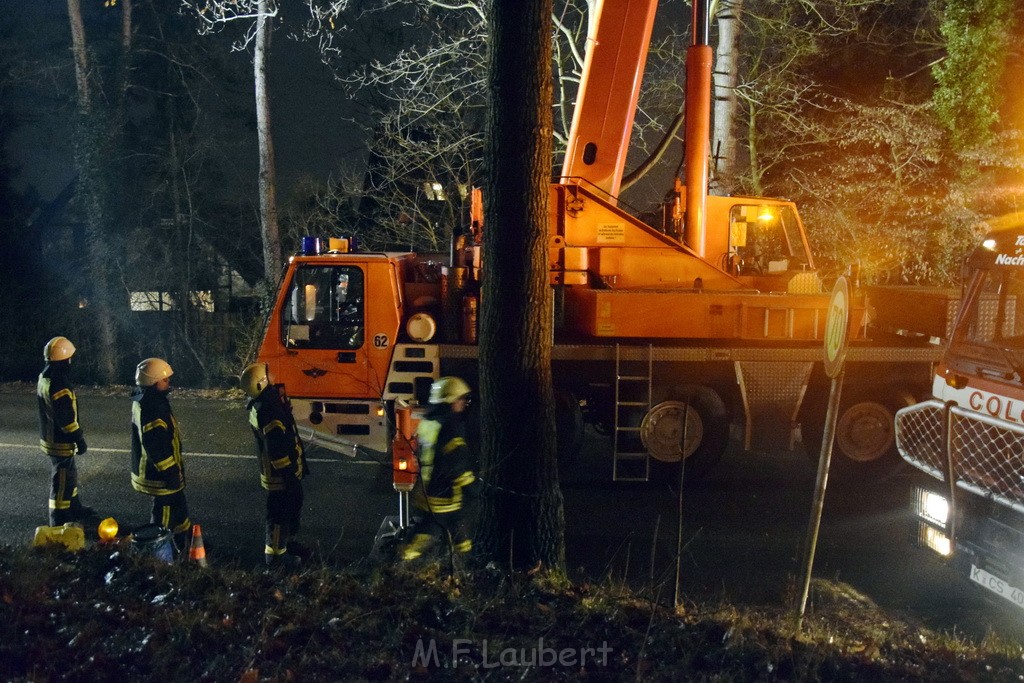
[76, 438, 87, 455]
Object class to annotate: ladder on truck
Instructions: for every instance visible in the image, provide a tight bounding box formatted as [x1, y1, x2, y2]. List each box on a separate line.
[613, 344, 653, 482]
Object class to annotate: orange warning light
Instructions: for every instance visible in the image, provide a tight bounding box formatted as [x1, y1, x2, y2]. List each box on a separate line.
[97, 517, 119, 542]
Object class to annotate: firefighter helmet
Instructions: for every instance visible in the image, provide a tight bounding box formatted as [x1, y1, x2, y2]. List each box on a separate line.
[136, 358, 173, 387]
[428, 376, 471, 405]
[240, 362, 272, 398]
[43, 336, 76, 362]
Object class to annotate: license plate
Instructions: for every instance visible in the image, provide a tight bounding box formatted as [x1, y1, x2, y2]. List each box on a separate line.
[970, 565, 1024, 610]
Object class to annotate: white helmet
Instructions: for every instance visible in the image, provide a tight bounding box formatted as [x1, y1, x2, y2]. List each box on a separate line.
[428, 376, 472, 405]
[136, 358, 173, 387]
[44, 336, 76, 362]
[239, 362, 272, 398]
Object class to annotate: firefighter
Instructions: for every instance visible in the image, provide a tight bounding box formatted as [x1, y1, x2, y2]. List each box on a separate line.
[130, 358, 191, 551]
[37, 336, 95, 526]
[402, 376, 477, 561]
[240, 362, 308, 569]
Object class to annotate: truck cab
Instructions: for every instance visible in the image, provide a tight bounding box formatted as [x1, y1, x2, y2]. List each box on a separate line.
[257, 246, 438, 455]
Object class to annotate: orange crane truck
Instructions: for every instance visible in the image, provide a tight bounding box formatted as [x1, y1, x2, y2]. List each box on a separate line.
[256, 0, 948, 481]
[896, 217, 1024, 611]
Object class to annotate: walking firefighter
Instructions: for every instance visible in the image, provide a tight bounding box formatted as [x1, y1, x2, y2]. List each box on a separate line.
[402, 376, 477, 561]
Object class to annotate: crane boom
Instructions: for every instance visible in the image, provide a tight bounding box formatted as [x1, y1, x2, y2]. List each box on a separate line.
[559, 0, 658, 201]
[683, 0, 713, 258]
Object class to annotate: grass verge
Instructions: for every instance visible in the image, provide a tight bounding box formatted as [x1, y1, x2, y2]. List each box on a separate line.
[1, 545, 1022, 681]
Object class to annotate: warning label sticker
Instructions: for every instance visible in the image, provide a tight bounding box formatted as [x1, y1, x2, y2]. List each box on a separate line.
[596, 223, 626, 244]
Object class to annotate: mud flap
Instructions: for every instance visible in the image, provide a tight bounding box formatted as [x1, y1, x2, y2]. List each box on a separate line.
[734, 361, 814, 452]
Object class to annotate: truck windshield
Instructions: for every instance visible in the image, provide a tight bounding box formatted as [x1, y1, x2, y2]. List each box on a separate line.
[956, 266, 1024, 380]
[960, 268, 1024, 348]
[281, 265, 365, 350]
[730, 204, 810, 274]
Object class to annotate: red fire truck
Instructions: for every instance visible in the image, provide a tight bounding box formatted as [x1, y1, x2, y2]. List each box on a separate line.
[896, 215, 1024, 610]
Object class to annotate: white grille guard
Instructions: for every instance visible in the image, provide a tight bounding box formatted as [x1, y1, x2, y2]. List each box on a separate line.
[896, 399, 1024, 516]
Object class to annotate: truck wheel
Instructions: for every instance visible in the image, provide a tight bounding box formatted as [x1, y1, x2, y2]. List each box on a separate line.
[802, 385, 912, 480]
[641, 385, 728, 479]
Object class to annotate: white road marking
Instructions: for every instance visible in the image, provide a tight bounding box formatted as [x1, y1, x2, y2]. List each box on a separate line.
[0, 443, 379, 465]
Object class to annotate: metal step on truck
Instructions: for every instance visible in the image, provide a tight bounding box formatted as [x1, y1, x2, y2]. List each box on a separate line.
[896, 214, 1024, 610]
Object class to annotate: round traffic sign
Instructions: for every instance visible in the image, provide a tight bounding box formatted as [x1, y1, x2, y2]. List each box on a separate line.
[823, 276, 851, 379]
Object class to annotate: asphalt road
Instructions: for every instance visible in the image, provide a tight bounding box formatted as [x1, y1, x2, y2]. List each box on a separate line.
[0, 386, 395, 570]
[2, 384, 1020, 642]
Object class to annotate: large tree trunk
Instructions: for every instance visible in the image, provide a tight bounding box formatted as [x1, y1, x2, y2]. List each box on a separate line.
[711, 0, 743, 195]
[67, 0, 119, 383]
[476, 0, 565, 571]
[254, 0, 282, 283]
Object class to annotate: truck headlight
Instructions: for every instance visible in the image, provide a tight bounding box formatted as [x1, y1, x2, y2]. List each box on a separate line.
[916, 488, 949, 527]
[920, 524, 952, 556]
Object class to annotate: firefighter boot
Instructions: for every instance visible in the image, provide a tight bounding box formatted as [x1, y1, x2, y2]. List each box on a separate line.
[266, 552, 302, 571]
[70, 502, 97, 522]
[287, 539, 312, 561]
[401, 533, 434, 561]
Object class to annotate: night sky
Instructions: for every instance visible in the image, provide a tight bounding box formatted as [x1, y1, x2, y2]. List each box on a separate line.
[4, 0, 365, 203]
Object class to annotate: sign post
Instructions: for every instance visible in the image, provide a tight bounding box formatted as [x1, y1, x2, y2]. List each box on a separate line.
[796, 276, 851, 633]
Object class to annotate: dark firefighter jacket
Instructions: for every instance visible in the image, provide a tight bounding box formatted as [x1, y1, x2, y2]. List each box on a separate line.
[248, 385, 306, 491]
[414, 406, 475, 514]
[37, 362, 83, 457]
[130, 386, 185, 496]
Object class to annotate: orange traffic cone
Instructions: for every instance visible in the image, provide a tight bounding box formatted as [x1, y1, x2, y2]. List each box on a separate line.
[189, 524, 208, 567]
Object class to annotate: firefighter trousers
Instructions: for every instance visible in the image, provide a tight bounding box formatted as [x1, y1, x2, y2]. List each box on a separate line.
[265, 480, 303, 563]
[149, 490, 191, 551]
[402, 508, 472, 561]
[48, 456, 84, 526]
